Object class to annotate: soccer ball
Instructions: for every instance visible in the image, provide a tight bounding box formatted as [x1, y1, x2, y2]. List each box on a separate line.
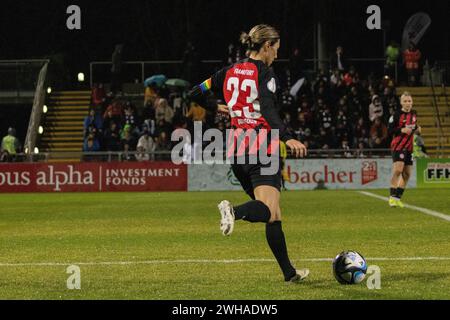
[332, 250, 368, 284]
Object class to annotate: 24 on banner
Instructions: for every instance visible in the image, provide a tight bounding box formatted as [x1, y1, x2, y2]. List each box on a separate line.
[0, 162, 187, 193]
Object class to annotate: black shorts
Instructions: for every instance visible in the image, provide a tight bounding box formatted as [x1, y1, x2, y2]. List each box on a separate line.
[392, 150, 413, 166]
[231, 162, 282, 200]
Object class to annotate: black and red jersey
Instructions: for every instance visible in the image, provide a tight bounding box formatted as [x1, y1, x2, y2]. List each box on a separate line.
[388, 109, 418, 152]
[209, 58, 293, 143]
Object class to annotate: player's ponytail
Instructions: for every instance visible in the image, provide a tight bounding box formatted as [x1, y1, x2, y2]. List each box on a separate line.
[240, 24, 280, 57]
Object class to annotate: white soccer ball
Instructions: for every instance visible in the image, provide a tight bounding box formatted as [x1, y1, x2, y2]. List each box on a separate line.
[332, 250, 368, 284]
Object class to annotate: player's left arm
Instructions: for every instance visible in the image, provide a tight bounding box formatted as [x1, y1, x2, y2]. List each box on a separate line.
[188, 67, 228, 98]
[188, 68, 228, 113]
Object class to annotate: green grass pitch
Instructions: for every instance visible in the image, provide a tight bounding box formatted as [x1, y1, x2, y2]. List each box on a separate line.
[0, 189, 449, 300]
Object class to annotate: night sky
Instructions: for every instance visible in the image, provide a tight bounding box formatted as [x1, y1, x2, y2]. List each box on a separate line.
[1, 0, 448, 75]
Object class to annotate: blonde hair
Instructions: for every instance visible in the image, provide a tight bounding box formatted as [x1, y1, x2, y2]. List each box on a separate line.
[240, 24, 280, 56]
[401, 91, 412, 98]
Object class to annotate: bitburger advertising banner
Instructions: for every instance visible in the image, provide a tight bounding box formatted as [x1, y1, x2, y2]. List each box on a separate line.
[188, 159, 417, 191]
[0, 162, 187, 193]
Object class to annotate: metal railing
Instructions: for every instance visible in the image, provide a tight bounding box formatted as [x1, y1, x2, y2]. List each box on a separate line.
[435, 60, 450, 85]
[0, 60, 50, 97]
[89, 58, 395, 88]
[3, 149, 394, 163]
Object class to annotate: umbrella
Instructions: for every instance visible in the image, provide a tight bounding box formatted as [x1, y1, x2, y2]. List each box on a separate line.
[165, 78, 190, 88]
[144, 74, 167, 87]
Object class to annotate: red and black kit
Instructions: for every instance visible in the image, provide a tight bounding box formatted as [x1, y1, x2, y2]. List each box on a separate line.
[200, 58, 292, 195]
[388, 109, 418, 166]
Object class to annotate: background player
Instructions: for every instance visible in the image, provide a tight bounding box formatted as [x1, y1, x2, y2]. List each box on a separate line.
[388, 91, 421, 207]
[190, 24, 309, 283]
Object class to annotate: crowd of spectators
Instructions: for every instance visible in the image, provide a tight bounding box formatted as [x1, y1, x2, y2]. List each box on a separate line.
[85, 45, 405, 161]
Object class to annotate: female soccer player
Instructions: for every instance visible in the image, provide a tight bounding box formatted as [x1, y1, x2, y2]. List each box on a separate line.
[190, 24, 309, 282]
[388, 91, 421, 207]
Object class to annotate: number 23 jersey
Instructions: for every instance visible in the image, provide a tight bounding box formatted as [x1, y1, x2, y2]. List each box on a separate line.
[210, 58, 293, 143]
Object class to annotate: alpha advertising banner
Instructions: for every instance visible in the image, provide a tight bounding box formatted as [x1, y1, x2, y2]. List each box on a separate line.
[416, 158, 450, 188]
[188, 159, 417, 191]
[0, 162, 187, 193]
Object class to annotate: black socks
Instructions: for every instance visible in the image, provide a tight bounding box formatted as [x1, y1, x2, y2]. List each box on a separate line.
[233, 201, 296, 280]
[234, 200, 271, 223]
[396, 188, 405, 199]
[390, 187, 405, 199]
[390, 187, 397, 198]
[266, 221, 296, 281]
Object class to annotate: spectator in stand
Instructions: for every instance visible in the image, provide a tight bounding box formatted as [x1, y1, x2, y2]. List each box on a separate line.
[84, 109, 103, 138]
[381, 87, 399, 122]
[330, 69, 343, 87]
[370, 117, 388, 149]
[154, 131, 171, 160]
[341, 138, 352, 158]
[103, 121, 121, 152]
[83, 133, 100, 152]
[123, 103, 140, 135]
[335, 109, 349, 142]
[154, 96, 174, 124]
[144, 84, 158, 107]
[186, 101, 206, 123]
[1, 127, 21, 162]
[318, 105, 333, 131]
[297, 100, 313, 124]
[330, 46, 347, 72]
[385, 41, 400, 79]
[356, 141, 368, 158]
[120, 125, 136, 161]
[317, 127, 333, 149]
[292, 112, 309, 135]
[353, 116, 369, 147]
[155, 119, 173, 138]
[403, 42, 421, 86]
[91, 83, 106, 110]
[103, 109, 118, 134]
[332, 78, 348, 102]
[136, 127, 155, 161]
[343, 66, 356, 86]
[302, 128, 314, 149]
[369, 94, 384, 122]
[103, 98, 124, 126]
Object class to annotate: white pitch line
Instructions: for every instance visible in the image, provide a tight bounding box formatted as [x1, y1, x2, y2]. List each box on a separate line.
[358, 191, 450, 222]
[0, 257, 449, 267]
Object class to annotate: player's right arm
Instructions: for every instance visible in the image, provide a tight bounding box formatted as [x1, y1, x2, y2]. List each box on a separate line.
[258, 67, 307, 158]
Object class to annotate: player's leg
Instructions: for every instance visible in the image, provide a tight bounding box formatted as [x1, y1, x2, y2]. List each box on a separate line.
[218, 165, 271, 236]
[254, 185, 309, 282]
[394, 152, 413, 207]
[389, 159, 404, 207]
[396, 164, 412, 206]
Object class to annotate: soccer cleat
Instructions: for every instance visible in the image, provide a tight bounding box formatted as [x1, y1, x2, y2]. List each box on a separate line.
[288, 268, 310, 283]
[218, 200, 235, 236]
[396, 199, 405, 208]
[389, 197, 398, 207]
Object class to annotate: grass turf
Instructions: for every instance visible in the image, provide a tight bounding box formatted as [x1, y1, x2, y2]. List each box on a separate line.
[0, 189, 449, 299]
